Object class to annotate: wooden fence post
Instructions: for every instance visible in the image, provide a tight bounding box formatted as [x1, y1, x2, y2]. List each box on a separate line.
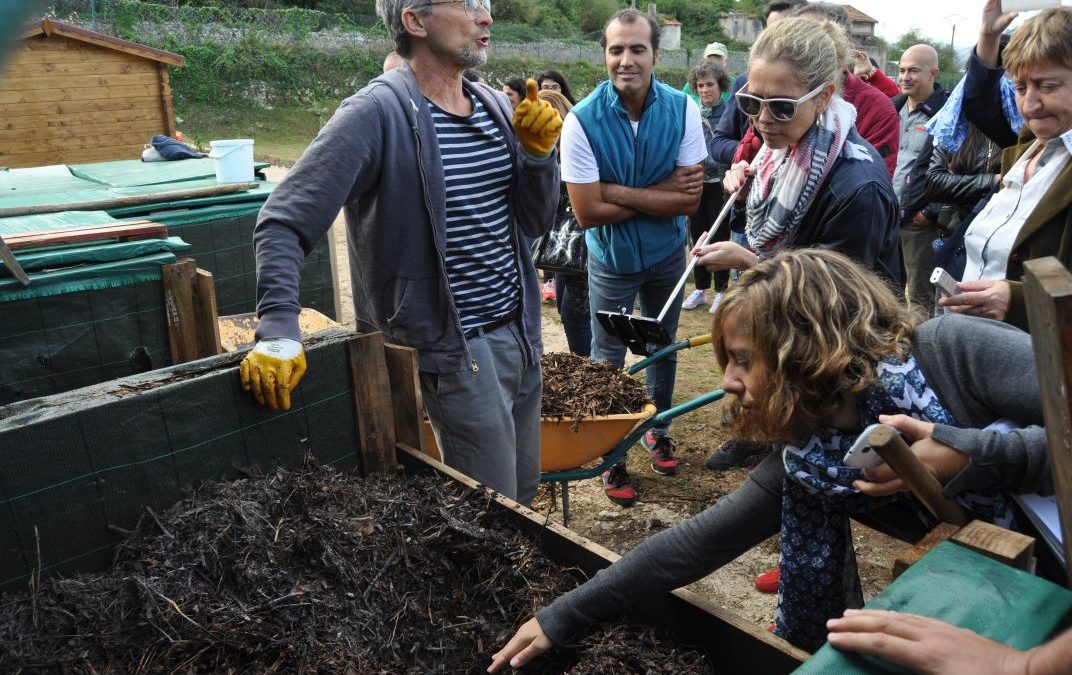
[1024, 257, 1072, 586]
[161, 258, 198, 364]
[347, 333, 398, 476]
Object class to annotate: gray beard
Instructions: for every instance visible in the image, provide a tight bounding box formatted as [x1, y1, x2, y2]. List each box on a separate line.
[455, 44, 487, 68]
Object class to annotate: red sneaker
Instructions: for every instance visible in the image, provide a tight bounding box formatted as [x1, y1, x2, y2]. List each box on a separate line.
[641, 431, 680, 476]
[541, 280, 556, 302]
[754, 567, 780, 594]
[601, 463, 637, 507]
[767, 623, 776, 633]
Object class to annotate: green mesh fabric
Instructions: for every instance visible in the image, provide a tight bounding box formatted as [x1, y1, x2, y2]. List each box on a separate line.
[794, 541, 1072, 674]
[3, 237, 190, 275]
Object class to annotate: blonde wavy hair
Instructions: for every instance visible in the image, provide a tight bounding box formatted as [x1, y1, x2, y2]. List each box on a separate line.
[712, 249, 920, 444]
[750, 16, 849, 92]
[1002, 6, 1072, 79]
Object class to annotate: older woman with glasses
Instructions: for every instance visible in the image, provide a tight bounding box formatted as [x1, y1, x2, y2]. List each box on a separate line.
[691, 17, 899, 284]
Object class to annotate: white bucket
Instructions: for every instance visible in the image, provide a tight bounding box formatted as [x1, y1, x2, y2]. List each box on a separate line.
[207, 138, 254, 183]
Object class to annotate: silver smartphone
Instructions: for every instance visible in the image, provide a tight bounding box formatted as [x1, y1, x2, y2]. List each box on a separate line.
[1001, 0, 1061, 12]
[930, 267, 959, 298]
[842, 423, 888, 469]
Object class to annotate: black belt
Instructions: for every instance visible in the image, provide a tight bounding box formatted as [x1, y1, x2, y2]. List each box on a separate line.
[463, 308, 519, 340]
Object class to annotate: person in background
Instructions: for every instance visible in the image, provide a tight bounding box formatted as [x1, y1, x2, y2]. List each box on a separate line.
[383, 50, 404, 73]
[682, 61, 732, 315]
[502, 76, 526, 109]
[682, 41, 731, 106]
[241, 0, 563, 507]
[561, 8, 706, 507]
[892, 44, 948, 315]
[853, 51, 899, 97]
[940, 1, 1072, 328]
[827, 610, 1072, 675]
[539, 89, 591, 356]
[536, 69, 575, 105]
[488, 248, 1051, 668]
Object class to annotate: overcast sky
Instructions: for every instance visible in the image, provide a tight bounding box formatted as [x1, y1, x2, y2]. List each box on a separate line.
[843, 0, 1069, 50]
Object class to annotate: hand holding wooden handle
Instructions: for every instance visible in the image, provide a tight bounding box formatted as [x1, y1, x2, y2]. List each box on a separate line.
[867, 424, 968, 526]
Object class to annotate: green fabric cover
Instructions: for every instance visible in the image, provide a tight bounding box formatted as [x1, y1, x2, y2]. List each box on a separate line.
[2, 237, 190, 274]
[0, 251, 182, 301]
[0, 210, 118, 236]
[794, 541, 1072, 674]
[69, 157, 269, 187]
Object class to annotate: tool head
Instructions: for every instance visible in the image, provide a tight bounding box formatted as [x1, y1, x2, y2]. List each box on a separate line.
[596, 310, 672, 356]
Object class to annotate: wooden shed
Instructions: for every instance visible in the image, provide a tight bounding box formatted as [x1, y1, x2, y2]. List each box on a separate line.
[0, 19, 183, 169]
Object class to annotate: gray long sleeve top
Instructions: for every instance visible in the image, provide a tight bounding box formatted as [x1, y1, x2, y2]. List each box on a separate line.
[535, 313, 1050, 644]
[252, 67, 560, 373]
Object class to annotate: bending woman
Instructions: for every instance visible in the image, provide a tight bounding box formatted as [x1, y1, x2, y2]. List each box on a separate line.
[691, 17, 899, 283]
[488, 249, 1051, 669]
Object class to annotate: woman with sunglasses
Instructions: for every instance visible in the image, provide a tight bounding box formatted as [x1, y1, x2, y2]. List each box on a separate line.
[488, 249, 1050, 671]
[691, 18, 899, 284]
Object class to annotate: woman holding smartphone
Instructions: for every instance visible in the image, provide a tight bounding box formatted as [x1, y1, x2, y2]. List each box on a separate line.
[488, 249, 1051, 670]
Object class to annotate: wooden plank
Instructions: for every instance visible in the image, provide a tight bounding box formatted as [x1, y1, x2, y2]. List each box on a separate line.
[9, 49, 153, 64]
[0, 120, 163, 143]
[396, 443, 810, 673]
[194, 269, 222, 358]
[0, 108, 162, 130]
[159, 63, 177, 138]
[347, 333, 399, 476]
[0, 184, 257, 218]
[0, 96, 165, 119]
[1, 60, 157, 78]
[0, 84, 159, 105]
[1, 131, 161, 158]
[0, 144, 147, 169]
[39, 19, 185, 66]
[161, 258, 200, 365]
[4, 221, 167, 250]
[1024, 256, 1072, 585]
[950, 520, 1036, 572]
[0, 70, 161, 92]
[384, 344, 424, 452]
[892, 522, 961, 579]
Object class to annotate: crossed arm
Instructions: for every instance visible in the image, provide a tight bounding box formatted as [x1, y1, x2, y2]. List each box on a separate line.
[566, 163, 704, 229]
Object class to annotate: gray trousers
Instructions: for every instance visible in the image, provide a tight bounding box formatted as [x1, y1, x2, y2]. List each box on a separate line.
[419, 321, 542, 506]
[899, 219, 939, 314]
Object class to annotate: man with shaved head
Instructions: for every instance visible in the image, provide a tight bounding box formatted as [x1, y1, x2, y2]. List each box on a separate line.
[892, 44, 947, 313]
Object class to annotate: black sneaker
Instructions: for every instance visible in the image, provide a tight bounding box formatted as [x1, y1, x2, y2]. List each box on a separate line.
[705, 439, 768, 470]
[601, 462, 638, 507]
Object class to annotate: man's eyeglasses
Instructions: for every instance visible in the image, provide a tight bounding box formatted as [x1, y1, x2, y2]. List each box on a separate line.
[735, 83, 828, 122]
[413, 0, 492, 20]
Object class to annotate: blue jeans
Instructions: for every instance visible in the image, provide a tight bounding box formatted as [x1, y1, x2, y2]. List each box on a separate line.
[555, 274, 591, 356]
[730, 229, 749, 283]
[588, 247, 684, 435]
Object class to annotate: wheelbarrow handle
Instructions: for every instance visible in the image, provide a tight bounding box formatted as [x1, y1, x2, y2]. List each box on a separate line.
[655, 151, 764, 324]
[626, 333, 713, 376]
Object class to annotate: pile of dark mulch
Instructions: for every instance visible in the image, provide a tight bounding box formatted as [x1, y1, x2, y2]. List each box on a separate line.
[541, 352, 651, 420]
[0, 459, 708, 674]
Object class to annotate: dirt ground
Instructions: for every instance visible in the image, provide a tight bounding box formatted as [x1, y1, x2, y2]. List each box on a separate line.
[259, 165, 905, 633]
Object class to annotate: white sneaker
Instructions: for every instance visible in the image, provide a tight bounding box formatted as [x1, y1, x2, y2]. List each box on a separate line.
[682, 289, 707, 310]
[709, 291, 724, 314]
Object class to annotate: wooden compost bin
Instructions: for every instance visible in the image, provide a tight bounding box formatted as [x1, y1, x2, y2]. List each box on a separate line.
[0, 19, 183, 169]
[0, 329, 807, 672]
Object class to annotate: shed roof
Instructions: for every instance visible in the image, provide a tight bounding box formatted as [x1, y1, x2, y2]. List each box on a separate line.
[20, 18, 184, 67]
[842, 5, 878, 24]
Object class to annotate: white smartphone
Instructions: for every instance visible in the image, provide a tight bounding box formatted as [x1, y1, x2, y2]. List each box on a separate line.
[1001, 0, 1062, 12]
[842, 423, 889, 469]
[930, 267, 959, 298]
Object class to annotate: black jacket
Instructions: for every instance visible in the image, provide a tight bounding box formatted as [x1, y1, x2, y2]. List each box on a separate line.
[925, 125, 1002, 228]
[893, 85, 949, 220]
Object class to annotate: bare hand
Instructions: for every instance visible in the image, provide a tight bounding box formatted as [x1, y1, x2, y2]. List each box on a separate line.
[826, 609, 1030, 675]
[937, 279, 1011, 321]
[853, 414, 969, 497]
[910, 210, 933, 226]
[655, 164, 704, 196]
[693, 240, 757, 273]
[852, 50, 873, 77]
[982, 0, 1018, 38]
[722, 161, 753, 199]
[488, 618, 553, 672]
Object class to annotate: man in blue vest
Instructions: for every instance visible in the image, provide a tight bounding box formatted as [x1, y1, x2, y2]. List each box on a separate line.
[560, 8, 706, 507]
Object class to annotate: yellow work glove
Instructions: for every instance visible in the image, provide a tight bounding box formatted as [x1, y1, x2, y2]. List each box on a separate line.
[240, 337, 307, 411]
[512, 78, 563, 158]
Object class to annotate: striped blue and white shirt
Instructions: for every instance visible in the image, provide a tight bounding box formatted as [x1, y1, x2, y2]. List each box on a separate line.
[428, 94, 520, 333]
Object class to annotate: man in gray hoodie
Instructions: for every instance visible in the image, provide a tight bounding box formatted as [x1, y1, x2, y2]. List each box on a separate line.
[239, 0, 562, 506]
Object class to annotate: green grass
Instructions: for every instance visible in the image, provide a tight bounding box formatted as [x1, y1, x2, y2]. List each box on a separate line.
[175, 102, 328, 166]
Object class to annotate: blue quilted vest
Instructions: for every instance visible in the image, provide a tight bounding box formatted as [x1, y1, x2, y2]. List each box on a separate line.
[572, 76, 688, 274]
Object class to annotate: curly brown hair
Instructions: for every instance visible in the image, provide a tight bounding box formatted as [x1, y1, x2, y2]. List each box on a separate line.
[712, 249, 921, 444]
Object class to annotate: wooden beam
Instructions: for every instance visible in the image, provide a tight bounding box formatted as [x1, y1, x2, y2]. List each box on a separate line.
[950, 520, 1036, 572]
[161, 258, 199, 365]
[384, 343, 424, 452]
[159, 62, 177, 138]
[194, 269, 222, 358]
[38, 18, 185, 66]
[347, 333, 399, 476]
[4, 221, 167, 250]
[1024, 256, 1072, 585]
[892, 522, 961, 579]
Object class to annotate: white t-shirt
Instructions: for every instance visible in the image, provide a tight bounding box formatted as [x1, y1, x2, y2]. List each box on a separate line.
[560, 94, 707, 184]
[962, 130, 1072, 281]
